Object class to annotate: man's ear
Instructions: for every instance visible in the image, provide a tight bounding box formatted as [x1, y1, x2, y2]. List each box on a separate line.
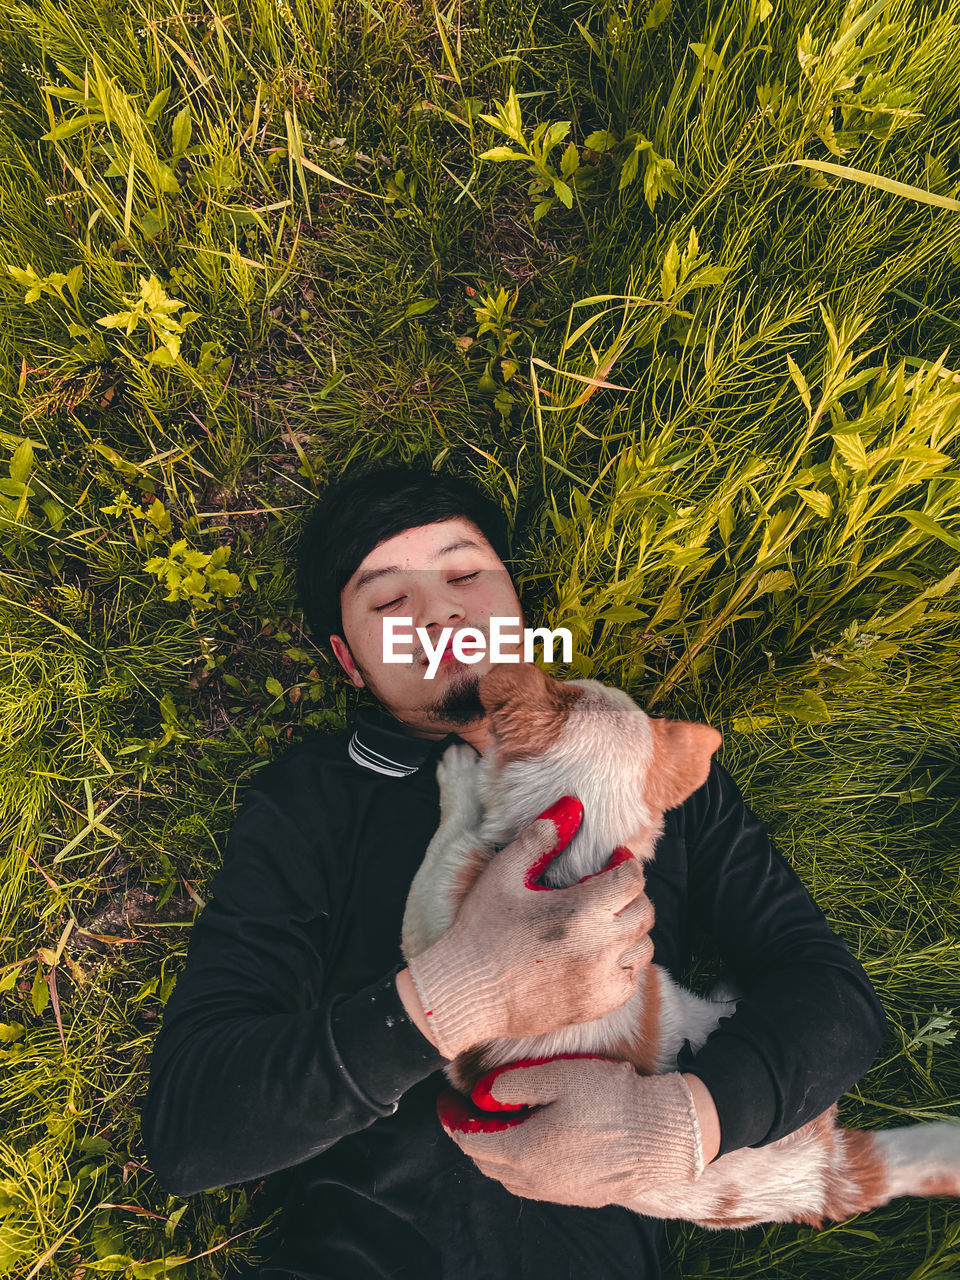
[331, 634, 365, 688]
[644, 718, 723, 814]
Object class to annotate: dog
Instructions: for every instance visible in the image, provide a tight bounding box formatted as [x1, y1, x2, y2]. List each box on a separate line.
[401, 660, 960, 1229]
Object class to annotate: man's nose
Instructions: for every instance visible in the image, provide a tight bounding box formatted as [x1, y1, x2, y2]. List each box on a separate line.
[411, 579, 467, 635]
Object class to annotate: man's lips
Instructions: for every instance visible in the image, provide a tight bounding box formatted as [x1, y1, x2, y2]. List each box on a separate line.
[421, 637, 460, 666]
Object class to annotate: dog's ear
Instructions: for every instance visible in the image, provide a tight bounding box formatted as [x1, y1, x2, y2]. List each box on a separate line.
[644, 718, 723, 814]
[478, 661, 584, 763]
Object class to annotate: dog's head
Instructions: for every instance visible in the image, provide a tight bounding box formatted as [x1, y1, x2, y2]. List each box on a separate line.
[473, 661, 721, 884]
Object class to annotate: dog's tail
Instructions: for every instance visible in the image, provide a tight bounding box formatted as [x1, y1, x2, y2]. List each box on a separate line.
[816, 1121, 960, 1222]
[872, 1121, 960, 1203]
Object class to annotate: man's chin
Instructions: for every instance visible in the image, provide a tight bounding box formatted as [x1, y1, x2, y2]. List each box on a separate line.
[424, 666, 486, 726]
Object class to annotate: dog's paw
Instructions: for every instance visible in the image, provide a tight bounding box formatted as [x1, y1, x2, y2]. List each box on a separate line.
[437, 740, 481, 783]
[436, 740, 480, 797]
[435, 741, 485, 832]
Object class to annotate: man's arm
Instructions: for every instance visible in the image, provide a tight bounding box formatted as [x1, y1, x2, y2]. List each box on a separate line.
[396, 969, 722, 1159]
[681, 1072, 721, 1163]
[140, 788, 654, 1197]
[676, 759, 887, 1159]
[140, 790, 445, 1197]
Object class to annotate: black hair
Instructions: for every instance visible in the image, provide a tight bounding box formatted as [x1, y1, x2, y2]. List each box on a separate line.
[296, 463, 512, 656]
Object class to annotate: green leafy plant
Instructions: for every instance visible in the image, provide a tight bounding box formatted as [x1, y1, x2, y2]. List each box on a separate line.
[6, 263, 83, 306]
[477, 85, 681, 219]
[478, 86, 610, 221]
[96, 274, 199, 368]
[143, 540, 241, 608]
[99, 490, 173, 551]
[0, 439, 66, 551]
[470, 285, 524, 419]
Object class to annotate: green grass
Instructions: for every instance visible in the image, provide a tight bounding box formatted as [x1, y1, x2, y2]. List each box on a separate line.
[0, 0, 958, 1273]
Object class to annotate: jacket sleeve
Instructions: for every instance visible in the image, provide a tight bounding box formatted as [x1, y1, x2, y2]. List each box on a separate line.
[139, 790, 444, 1197]
[675, 760, 887, 1160]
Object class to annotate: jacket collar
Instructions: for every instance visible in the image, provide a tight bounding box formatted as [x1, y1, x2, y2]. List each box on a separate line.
[347, 706, 462, 778]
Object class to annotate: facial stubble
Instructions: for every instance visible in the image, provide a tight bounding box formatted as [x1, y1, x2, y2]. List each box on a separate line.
[424, 663, 486, 726]
[350, 649, 486, 728]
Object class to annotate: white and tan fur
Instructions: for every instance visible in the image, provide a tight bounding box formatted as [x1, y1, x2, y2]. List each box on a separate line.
[401, 661, 960, 1230]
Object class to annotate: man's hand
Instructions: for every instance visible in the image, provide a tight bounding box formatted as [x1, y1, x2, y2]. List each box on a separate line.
[403, 797, 655, 1060]
[437, 1055, 706, 1207]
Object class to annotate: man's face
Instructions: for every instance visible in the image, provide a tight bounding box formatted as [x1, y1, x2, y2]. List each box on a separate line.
[330, 517, 527, 741]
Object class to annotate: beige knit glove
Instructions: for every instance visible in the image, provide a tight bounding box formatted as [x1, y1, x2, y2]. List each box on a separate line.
[406, 796, 654, 1059]
[437, 1055, 705, 1207]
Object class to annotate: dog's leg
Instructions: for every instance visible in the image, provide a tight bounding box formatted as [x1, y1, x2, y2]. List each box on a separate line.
[401, 742, 490, 960]
[435, 739, 485, 832]
[625, 1109, 842, 1227]
[624, 1106, 960, 1228]
[444, 918, 742, 1093]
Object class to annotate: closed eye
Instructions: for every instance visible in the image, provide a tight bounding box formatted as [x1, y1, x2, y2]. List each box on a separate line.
[373, 572, 480, 613]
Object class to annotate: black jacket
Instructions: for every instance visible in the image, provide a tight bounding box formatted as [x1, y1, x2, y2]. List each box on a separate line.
[140, 707, 887, 1279]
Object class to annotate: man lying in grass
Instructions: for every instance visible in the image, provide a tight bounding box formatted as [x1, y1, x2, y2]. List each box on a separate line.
[140, 464, 887, 1279]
